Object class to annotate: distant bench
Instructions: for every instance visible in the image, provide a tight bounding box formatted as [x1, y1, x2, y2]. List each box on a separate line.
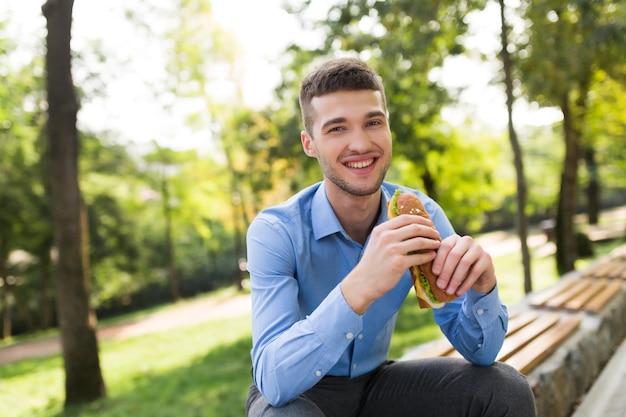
[402, 246, 626, 376]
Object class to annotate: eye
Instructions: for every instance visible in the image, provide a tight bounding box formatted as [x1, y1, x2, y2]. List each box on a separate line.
[366, 119, 383, 127]
[327, 125, 346, 133]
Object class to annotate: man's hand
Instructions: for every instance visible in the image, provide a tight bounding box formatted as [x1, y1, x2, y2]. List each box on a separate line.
[431, 234, 497, 297]
[341, 214, 441, 315]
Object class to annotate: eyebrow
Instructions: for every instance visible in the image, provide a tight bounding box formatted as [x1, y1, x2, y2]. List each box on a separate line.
[320, 117, 347, 132]
[320, 111, 386, 132]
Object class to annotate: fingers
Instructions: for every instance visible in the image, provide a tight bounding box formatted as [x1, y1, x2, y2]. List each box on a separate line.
[366, 215, 441, 279]
[384, 214, 441, 242]
[432, 235, 496, 296]
[381, 215, 441, 258]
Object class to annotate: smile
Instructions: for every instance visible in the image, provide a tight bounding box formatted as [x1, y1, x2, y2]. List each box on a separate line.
[345, 158, 375, 169]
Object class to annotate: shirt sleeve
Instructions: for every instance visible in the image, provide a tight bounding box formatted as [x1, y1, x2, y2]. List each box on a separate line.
[434, 285, 508, 366]
[247, 216, 363, 407]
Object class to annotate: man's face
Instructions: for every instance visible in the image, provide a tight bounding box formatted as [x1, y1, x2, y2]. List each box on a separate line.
[301, 89, 392, 197]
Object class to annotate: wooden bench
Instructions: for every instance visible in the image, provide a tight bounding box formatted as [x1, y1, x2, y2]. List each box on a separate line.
[403, 245, 626, 417]
[528, 277, 624, 314]
[583, 255, 626, 279]
[404, 310, 582, 375]
[403, 244, 626, 379]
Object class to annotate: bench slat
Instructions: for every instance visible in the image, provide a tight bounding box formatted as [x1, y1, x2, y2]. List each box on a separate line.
[543, 279, 590, 309]
[585, 259, 626, 279]
[584, 262, 615, 278]
[528, 279, 573, 307]
[496, 313, 560, 362]
[612, 262, 626, 279]
[584, 280, 624, 314]
[405, 312, 540, 360]
[506, 311, 540, 335]
[504, 315, 581, 374]
[564, 279, 608, 311]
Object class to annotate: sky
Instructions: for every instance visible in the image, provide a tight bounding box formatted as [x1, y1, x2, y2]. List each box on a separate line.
[4, 0, 561, 150]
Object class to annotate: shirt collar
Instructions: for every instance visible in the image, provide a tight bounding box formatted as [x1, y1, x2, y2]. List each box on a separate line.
[311, 181, 395, 241]
[311, 182, 344, 240]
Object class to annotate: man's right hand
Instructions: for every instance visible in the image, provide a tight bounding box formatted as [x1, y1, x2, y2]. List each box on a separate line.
[340, 214, 441, 315]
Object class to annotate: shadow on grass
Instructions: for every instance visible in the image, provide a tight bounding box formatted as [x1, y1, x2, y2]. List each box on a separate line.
[25, 335, 253, 417]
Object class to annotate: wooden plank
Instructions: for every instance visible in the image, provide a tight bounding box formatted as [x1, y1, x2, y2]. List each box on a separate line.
[585, 261, 616, 278]
[586, 259, 626, 279]
[528, 279, 573, 308]
[584, 280, 624, 314]
[506, 311, 540, 335]
[504, 316, 581, 374]
[610, 262, 626, 279]
[543, 279, 590, 309]
[410, 311, 541, 360]
[496, 313, 560, 362]
[564, 279, 608, 311]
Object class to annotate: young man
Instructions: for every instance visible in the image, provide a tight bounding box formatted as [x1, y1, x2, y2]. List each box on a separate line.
[245, 57, 536, 417]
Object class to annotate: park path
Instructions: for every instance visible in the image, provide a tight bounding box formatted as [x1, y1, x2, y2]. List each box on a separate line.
[0, 292, 251, 365]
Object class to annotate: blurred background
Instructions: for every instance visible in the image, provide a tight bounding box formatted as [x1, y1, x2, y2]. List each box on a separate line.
[1, 0, 625, 358]
[2, 0, 625, 337]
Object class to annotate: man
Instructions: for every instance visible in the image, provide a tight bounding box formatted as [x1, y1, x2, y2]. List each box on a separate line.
[245, 57, 536, 417]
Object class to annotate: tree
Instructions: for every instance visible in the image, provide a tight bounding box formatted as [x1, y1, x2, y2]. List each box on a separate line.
[518, 0, 626, 273]
[42, 0, 105, 405]
[144, 144, 189, 302]
[498, 0, 532, 293]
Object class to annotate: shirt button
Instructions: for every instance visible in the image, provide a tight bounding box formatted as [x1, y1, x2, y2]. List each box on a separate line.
[357, 334, 364, 340]
[352, 364, 357, 370]
[477, 343, 483, 348]
[315, 370, 322, 377]
[346, 332, 354, 340]
[477, 308, 485, 315]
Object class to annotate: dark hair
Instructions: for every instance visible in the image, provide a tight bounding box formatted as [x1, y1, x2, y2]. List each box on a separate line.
[298, 57, 387, 136]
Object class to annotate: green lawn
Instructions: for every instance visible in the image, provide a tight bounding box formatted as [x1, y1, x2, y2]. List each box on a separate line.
[1, 315, 253, 417]
[1, 239, 623, 417]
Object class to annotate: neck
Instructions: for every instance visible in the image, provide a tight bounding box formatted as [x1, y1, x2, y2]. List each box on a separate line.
[325, 183, 382, 244]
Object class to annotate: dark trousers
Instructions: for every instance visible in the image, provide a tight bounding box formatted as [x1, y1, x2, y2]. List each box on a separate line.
[246, 358, 536, 417]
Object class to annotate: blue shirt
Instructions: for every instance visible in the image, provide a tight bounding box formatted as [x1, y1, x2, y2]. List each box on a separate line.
[246, 181, 508, 407]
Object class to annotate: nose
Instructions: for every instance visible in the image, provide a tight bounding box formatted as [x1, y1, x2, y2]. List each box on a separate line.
[348, 129, 373, 152]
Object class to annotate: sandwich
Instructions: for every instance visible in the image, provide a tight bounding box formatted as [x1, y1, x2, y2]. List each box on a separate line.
[387, 189, 458, 309]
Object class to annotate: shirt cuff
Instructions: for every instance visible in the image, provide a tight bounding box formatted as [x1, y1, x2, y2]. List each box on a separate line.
[462, 284, 504, 327]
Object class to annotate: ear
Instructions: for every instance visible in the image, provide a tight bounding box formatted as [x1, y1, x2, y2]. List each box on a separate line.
[301, 131, 318, 158]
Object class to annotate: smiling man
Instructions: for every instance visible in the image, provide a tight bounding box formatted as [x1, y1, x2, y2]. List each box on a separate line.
[245, 57, 536, 417]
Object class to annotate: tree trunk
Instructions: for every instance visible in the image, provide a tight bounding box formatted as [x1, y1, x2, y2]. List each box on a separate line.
[161, 174, 180, 302]
[0, 235, 10, 339]
[583, 145, 600, 225]
[42, 0, 106, 405]
[555, 95, 580, 275]
[221, 140, 246, 290]
[421, 169, 437, 202]
[39, 245, 54, 329]
[499, 0, 532, 293]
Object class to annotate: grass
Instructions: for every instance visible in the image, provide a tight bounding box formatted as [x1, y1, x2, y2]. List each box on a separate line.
[1, 238, 623, 417]
[1, 315, 253, 417]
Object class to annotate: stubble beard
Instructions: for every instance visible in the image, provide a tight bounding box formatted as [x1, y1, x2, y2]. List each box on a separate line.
[320, 155, 390, 197]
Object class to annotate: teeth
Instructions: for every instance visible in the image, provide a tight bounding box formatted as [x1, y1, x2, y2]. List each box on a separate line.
[346, 159, 374, 169]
